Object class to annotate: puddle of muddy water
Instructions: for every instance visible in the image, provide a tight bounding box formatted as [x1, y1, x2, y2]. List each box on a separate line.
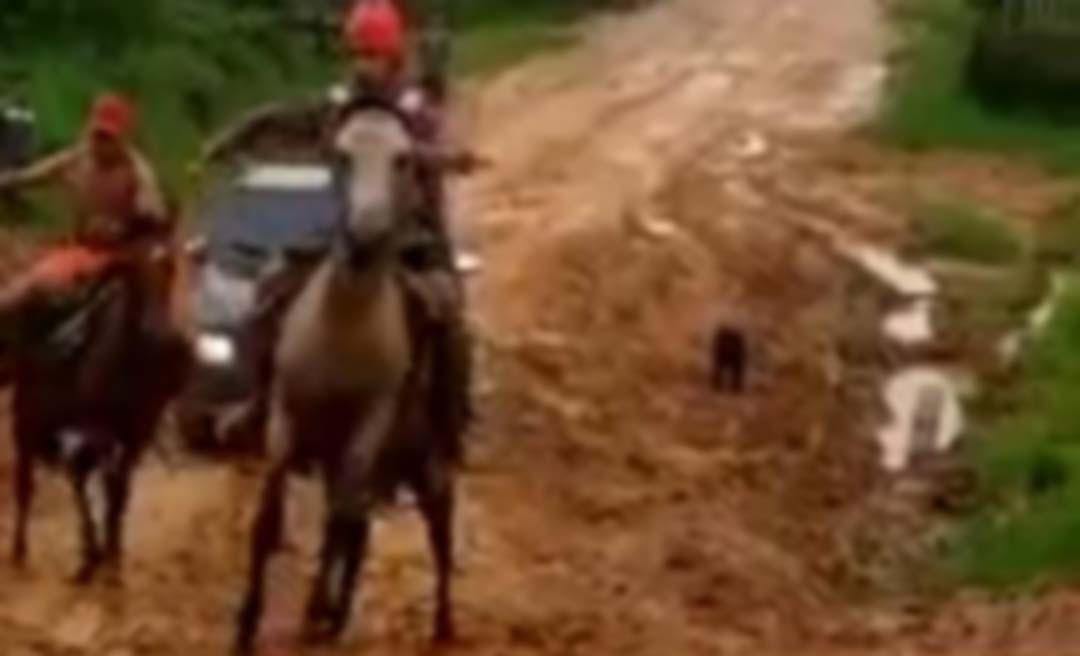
[877, 367, 965, 472]
[883, 298, 934, 346]
[836, 239, 963, 471]
[866, 251, 1068, 471]
[842, 243, 938, 297]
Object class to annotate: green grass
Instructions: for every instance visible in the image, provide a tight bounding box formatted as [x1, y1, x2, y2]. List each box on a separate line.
[0, 0, 625, 226]
[881, 0, 1080, 172]
[950, 278, 1080, 588]
[1039, 194, 1080, 265]
[938, 261, 1045, 354]
[911, 198, 1025, 266]
[455, 0, 591, 74]
[2, 1, 335, 198]
[458, 18, 578, 75]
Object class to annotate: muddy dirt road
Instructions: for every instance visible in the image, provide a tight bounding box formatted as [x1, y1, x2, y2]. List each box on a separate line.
[1, 0, 1078, 654]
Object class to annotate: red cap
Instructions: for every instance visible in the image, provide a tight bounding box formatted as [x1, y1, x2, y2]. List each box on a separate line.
[344, 0, 406, 63]
[88, 93, 136, 139]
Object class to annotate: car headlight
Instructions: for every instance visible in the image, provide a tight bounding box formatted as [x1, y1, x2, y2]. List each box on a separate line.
[196, 333, 236, 367]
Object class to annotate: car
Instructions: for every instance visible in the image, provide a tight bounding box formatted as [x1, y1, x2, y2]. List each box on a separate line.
[174, 161, 341, 451]
[175, 139, 483, 453]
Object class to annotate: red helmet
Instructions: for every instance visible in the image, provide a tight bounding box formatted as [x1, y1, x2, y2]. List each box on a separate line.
[88, 93, 136, 138]
[344, 0, 406, 63]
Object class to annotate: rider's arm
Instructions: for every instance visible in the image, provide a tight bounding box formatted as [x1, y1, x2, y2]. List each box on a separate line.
[130, 150, 169, 226]
[0, 148, 76, 191]
[413, 143, 484, 174]
[407, 100, 487, 175]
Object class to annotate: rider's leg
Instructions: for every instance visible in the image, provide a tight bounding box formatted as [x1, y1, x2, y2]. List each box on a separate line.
[0, 270, 50, 358]
[418, 200, 474, 451]
[0, 278, 31, 370]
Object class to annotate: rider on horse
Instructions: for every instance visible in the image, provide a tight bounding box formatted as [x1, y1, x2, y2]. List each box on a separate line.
[223, 0, 475, 449]
[0, 93, 170, 333]
[341, 0, 483, 257]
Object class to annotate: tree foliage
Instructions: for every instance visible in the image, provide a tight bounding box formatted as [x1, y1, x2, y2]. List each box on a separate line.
[0, 0, 334, 187]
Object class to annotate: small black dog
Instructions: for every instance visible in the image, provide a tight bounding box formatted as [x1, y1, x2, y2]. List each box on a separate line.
[710, 325, 747, 393]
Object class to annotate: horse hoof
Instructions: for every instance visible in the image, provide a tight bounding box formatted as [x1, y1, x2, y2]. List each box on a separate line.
[232, 638, 256, 656]
[100, 564, 124, 588]
[433, 624, 457, 646]
[299, 622, 337, 646]
[299, 629, 327, 646]
[70, 567, 96, 586]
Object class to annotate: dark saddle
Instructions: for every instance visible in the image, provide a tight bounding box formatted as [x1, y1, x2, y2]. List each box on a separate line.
[29, 276, 126, 365]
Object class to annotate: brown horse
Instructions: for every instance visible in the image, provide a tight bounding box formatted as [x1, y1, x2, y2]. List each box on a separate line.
[8, 240, 192, 583]
[235, 105, 461, 653]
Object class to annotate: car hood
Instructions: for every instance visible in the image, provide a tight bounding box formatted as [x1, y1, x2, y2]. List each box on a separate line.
[193, 262, 257, 330]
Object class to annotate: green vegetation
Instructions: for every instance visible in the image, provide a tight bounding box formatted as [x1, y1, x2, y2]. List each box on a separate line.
[452, 0, 642, 73]
[881, 0, 1080, 171]
[455, 0, 587, 73]
[889, 3, 1080, 587]
[910, 198, 1024, 265]
[1, 0, 335, 192]
[909, 197, 1033, 349]
[950, 278, 1080, 588]
[1039, 194, 1080, 265]
[0, 1, 334, 194]
[938, 262, 1045, 354]
[0, 0, 629, 202]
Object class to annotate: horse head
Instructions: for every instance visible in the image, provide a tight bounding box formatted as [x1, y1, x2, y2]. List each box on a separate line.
[332, 107, 417, 266]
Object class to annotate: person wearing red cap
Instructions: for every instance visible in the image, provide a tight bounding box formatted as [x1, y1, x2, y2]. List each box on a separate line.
[0, 92, 169, 317]
[339, 0, 477, 451]
[343, 0, 408, 98]
[218, 0, 480, 448]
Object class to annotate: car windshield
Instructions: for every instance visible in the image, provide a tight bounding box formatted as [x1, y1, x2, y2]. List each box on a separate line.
[199, 163, 342, 277]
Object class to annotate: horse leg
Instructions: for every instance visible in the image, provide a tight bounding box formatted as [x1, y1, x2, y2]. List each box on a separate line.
[235, 465, 288, 655]
[70, 468, 103, 584]
[319, 394, 398, 642]
[102, 450, 135, 583]
[419, 312, 471, 463]
[302, 471, 339, 648]
[11, 450, 34, 567]
[327, 516, 371, 639]
[414, 461, 457, 644]
[302, 489, 338, 643]
[302, 512, 371, 644]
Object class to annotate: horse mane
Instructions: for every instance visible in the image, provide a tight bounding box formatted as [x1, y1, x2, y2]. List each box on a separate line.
[337, 95, 411, 130]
